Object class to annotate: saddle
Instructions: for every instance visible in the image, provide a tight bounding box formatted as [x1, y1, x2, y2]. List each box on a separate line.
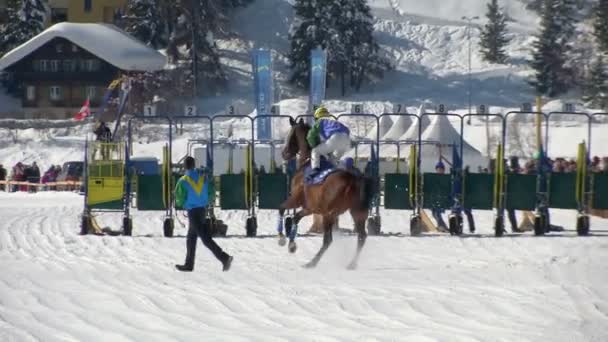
[303, 157, 363, 185]
[304, 157, 337, 185]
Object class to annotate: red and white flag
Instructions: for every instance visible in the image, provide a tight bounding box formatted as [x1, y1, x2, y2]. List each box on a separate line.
[74, 99, 91, 121]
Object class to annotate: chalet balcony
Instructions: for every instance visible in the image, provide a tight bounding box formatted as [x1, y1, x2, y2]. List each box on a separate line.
[17, 71, 115, 83]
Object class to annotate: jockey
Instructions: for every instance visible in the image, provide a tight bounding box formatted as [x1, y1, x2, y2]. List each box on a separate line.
[306, 106, 351, 171]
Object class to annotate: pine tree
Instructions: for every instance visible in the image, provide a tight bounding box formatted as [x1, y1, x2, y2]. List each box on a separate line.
[529, 0, 570, 97]
[479, 0, 511, 64]
[17, 0, 48, 39]
[0, 0, 48, 57]
[288, 0, 390, 92]
[123, 0, 165, 48]
[0, 0, 23, 57]
[583, 55, 608, 109]
[338, 0, 391, 91]
[593, 0, 608, 53]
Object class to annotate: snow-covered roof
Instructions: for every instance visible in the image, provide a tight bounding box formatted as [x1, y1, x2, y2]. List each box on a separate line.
[382, 115, 412, 141]
[421, 114, 481, 154]
[0, 22, 166, 72]
[364, 115, 393, 140]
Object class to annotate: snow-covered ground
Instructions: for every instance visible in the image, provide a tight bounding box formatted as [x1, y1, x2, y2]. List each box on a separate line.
[1, 192, 608, 341]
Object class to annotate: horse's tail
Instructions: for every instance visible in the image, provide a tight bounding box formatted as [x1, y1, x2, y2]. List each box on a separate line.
[359, 176, 377, 210]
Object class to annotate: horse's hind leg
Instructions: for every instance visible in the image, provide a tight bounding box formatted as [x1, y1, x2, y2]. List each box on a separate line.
[304, 215, 334, 268]
[347, 209, 368, 270]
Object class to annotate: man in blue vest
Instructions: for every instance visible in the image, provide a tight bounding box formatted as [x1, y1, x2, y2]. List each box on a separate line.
[175, 156, 233, 272]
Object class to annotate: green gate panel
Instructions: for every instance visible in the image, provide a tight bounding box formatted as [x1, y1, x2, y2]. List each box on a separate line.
[258, 174, 288, 209]
[548, 173, 577, 209]
[89, 200, 124, 210]
[464, 173, 494, 210]
[220, 174, 248, 210]
[593, 173, 608, 209]
[384, 173, 411, 209]
[422, 173, 452, 209]
[137, 175, 166, 211]
[506, 174, 537, 210]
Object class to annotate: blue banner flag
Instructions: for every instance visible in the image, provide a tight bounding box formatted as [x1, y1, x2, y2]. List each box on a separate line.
[309, 47, 327, 114]
[94, 77, 122, 118]
[252, 49, 273, 140]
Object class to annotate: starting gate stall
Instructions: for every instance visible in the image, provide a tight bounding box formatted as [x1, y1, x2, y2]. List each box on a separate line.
[211, 115, 257, 237]
[253, 115, 292, 210]
[125, 115, 174, 237]
[177, 115, 229, 237]
[80, 139, 129, 235]
[591, 113, 608, 218]
[462, 113, 506, 236]
[503, 111, 549, 235]
[545, 111, 592, 235]
[377, 113, 419, 216]
[337, 113, 382, 234]
[415, 112, 466, 235]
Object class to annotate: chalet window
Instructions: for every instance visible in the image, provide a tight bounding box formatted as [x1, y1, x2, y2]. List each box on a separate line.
[35, 60, 50, 72]
[50, 60, 60, 72]
[72, 45, 78, 52]
[84, 0, 92, 12]
[85, 59, 101, 72]
[26, 86, 36, 101]
[86, 86, 96, 100]
[63, 60, 76, 72]
[56, 44, 63, 53]
[49, 86, 62, 101]
[51, 8, 68, 23]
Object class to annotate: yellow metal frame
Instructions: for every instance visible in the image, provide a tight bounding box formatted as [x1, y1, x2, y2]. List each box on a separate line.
[86, 142, 125, 207]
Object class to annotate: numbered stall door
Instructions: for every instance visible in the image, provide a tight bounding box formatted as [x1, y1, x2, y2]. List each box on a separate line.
[422, 173, 452, 209]
[548, 173, 578, 209]
[384, 173, 412, 210]
[464, 173, 494, 210]
[505, 174, 537, 210]
[593, 173, 608, 210]
[257, 174, 288, 209]
[136, 175, 167, 211]
[220, 174, 249, 210]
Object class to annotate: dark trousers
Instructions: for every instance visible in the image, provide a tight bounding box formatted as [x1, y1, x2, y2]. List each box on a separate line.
[507, 209, 518, 230]
[464, 208, 475, 232]
[184, 207, 228, 267]
[432, 208, 447, 229]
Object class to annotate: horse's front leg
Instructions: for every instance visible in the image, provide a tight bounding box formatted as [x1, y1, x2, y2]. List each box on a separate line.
[288, 208, 311, 253]
[278, 194, 302, 246]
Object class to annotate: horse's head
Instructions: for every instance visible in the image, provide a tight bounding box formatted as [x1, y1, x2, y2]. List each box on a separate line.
[282, 117, 310, 161]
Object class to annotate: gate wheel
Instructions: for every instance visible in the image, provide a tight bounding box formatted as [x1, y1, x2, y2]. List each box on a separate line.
[246, 217, 257, 237]
[80, 214, 90, 235]
[163, 218, 174, 238]
[366, 216, 381, 235]
[576, 215, 590, 236]
[410, 215, 422, 236]
[534, 214, 545, 236]
[449, 214, 463, 236]
[123, 217, 133, 236]
[494, 215, 504, 237]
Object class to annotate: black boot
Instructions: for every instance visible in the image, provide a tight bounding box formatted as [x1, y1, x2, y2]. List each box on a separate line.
[222, 256, 233, 272]
[175, 264, 193, 272]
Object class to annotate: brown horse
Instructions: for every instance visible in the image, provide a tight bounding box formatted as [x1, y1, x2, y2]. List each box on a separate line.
[278, 117, 374, 269]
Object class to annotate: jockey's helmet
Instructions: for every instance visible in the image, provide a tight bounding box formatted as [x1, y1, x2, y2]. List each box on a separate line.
[314, 106, 330, 119]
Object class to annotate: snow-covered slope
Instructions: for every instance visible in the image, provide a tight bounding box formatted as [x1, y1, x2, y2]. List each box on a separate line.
[0, 193, 607, 341]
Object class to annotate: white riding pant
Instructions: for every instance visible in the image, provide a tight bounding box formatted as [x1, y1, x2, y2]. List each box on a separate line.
[311, 132, 351, 169]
